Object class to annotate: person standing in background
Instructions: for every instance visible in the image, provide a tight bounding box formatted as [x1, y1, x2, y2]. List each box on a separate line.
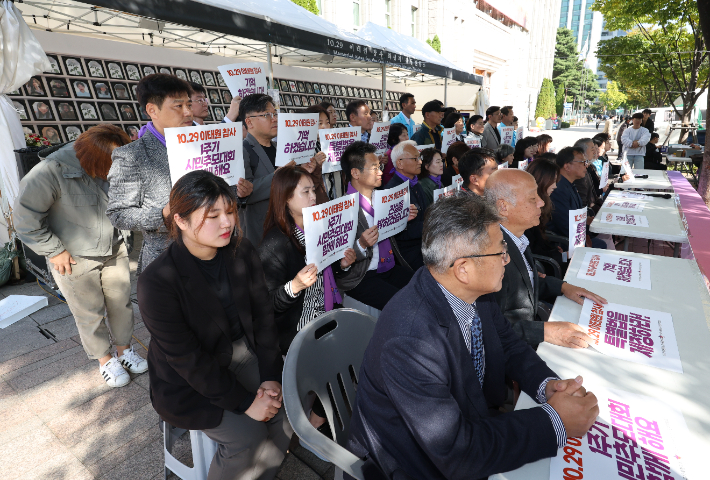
[482, 105, 502, 150]
[389, 93, 416, 139]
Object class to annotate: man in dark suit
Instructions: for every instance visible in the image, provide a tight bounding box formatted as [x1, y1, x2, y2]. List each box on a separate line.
[347, 193, 599, 480]
[384, 140, 428, 270]
[485, 169, 606, 349]
[547, 147, 607, 250]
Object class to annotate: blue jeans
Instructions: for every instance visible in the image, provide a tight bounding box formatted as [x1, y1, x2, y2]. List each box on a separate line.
[626, 155, 645, 170]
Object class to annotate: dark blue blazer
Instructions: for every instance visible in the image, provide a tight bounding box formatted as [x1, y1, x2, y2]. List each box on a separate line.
[384, 175, 430, 269]
[347, 268, 559, 479]
[547, 175, 584, 236]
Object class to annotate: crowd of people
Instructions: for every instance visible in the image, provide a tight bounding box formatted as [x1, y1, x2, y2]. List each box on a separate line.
[13, 72, 634, 479]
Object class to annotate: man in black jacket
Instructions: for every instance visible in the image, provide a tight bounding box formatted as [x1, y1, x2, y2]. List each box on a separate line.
[486, 169, 606, 349]
[333, 142, 414, 310]
[644, 133, 667, 170]
[384, 140, 430, 270]
[347, 194, 599, 479]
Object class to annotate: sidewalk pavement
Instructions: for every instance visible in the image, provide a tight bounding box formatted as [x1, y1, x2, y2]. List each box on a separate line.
[0, 232, 333, 480]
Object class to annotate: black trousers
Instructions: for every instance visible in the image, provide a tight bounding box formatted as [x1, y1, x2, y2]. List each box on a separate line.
[346, 265, 414, 311]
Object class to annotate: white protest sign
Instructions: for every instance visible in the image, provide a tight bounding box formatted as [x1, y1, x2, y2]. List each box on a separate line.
[267, 88, 280, 111]
[578, 299, 682, 372]
[577, 251, 652, 290]
[465, 136, 481, 148]
[165, 123, 244, 186]
[621, 151, 634, 180]
[452, 174, 463, 190]
[275, 113, 319, 166]
[441, 127, 457, 154]
[604, 199, 646, 212]
[599, 160, 610, 189]
[302, 193, 359, 272]
[218, 62, 267, 98]
[319, 127, 360, 173]
[517, 159, 529, 170]
[609, 190, 654, 202]
[601, 212, 649, 227]
[373, 182, 410, 241]
[568, 207, 587, 258]
[369, 122, 390, 155]
[500, 125, 515, 145]
[498, 162, 508, 169]
[549, 388, 695, 480]
[415, 145, 430, 154]
[432, 184, 457, 203]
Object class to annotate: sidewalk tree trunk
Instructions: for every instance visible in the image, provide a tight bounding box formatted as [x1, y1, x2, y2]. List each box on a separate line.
[696, 0, 710, 205]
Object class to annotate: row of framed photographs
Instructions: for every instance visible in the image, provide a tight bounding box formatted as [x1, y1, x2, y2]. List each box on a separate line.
[276, 78, 403, 102]
[14, 99, 142, 123]
[11, 75, 236, 106]
[279, 93, 398, 111]
[40, 53, 227, 87]
[23, 124, 145, 145]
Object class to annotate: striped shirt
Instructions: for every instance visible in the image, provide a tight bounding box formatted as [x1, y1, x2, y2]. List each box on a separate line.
[437, 282, 566, 449]
[285, 228, 326, 331]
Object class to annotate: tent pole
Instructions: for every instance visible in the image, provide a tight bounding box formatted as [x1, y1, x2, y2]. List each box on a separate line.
[381, 63, 387, 120]
[267, 42, 274, 89]
[444, 77, 448, 108]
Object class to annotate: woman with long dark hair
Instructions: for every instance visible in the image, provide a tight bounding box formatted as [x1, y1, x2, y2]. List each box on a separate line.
[512, 136, 539, 169]
[525, 154, 566, 271]
[381, 122, 409, 184]
[536, 134, 553, 157]
[418, 148, 444, 204]
[443, 141, 470, 186]
[138, 170, 292, 480]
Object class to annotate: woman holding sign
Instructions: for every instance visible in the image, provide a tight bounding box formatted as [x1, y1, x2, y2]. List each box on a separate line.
[138, 171, 292, 480]
[259, 166, 356, 355]
[418, 148, 445, 205]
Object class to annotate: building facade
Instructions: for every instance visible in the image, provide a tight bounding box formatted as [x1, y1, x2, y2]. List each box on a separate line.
[596, 25, 627, 91]
[316, 0, 561, 126]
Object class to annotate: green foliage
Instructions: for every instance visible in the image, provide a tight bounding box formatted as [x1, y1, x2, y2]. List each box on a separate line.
[426, 35, 442, 54]
[552, 28, 600, 108]
[561, 122, 571, 128]
[556, 83, 566, 117]
[535, 78, 556, 119]
[291, 0, 319, 15]
[599, 81, 627, 112]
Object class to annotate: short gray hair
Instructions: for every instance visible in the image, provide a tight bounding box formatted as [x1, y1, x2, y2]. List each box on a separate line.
[422, 193, 502, 274]
[574, 138, 593, 153]
[484, 173, 518, 207]
[391, 140, 418, 164]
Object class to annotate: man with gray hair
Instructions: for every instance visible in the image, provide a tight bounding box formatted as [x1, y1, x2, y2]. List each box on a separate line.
[572, 138, 604, 210]
[384, 139, 429, 270]
[485, 169, 606, 350]
[347, 193, 599, 479]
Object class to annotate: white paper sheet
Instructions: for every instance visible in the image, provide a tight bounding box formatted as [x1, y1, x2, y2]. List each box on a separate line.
[600, 213, 649, 227]
[302, 194, 359, 272]
[577, 251, 652, 290]
[373, 182, 410, 241]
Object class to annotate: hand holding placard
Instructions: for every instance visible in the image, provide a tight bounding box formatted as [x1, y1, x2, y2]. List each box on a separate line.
[276, 113, 319, 166]
[373, 183, 411, 241]
[218, 63, 267, 98]
[302, 193, 359, 271]
[369, 122, 390, 155]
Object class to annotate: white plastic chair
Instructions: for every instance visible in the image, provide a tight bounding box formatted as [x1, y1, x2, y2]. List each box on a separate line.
[282, 309, 378, 480]
[342, 294, 381, 319]
[162, 421, 218, 480]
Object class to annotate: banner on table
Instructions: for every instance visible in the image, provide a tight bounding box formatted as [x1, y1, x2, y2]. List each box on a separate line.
[609, 190, 654, 202]
[601, 213, 649, 227]
[578, 299, 682, 372]
[165, 123, 244, 186]
[465, 137, 481, 148]
[319, 127, 360, 173]
[577, 251, 652, 290]
[369, 122, 390, 155]
[517, 159, 529, 170]
[452, 174, 463, 190]
[599, 160, 610, 189]
[302, 193, 359, 272]
[549, 388, 694, 480]
[621, 151, 634, 180]
[275, 113, 319, 166]
[373, 182, 410, 240]
[568, 207, 587, 258]
[442, 127, 457, 154]
[604, 199, 646, 212]
[500, 125, 515, 145]
[218, 62, 267, 98]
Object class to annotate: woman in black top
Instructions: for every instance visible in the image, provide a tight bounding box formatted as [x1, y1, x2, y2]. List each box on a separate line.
[138, 171, 291, 480]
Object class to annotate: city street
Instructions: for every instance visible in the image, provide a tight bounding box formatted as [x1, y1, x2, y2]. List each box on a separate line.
[538, 123, 618, 154]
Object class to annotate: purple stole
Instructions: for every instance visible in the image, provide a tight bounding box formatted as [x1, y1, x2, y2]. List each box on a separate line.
[294, 225, 342, 311]
[346, 183, 395, 273]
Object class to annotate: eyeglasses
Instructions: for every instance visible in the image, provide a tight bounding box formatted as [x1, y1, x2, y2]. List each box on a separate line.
[449, 243, 510, 268]
[399, 157, 420, 162]
[367, 164, 385, 172]
[248, 112, 278, 120]
[193, 97, 209, 105]
[572, 159, 590, 165]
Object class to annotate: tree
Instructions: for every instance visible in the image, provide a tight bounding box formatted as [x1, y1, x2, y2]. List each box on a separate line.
[556, 83, 566, 117]
[291, 0, 319, 15]
[535, 78, 556, 119]
[593, 0, 709, 141]
[552, 28, 600, 111]
[426, 35, 441, 54]
[599, 81, 627, 113]
[697, 0, 710, 206]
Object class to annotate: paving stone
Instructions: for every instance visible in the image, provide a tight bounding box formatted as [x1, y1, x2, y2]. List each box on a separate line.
[132, 370, 151, 391]
[41, 315, 80, 341]
[98, 434, 165, 480]
[69, 402, 159, 464]
[29, 302, 72, 325]
[0, 424, 66, 477]
[0, 337, 78, 377]
[1, 343, 84, 384]
[6, 348, 93, 392]
[292, 443, 334, 476]
[86, 423, 162, 478]
[0, 406, 43, 445]
[276, 453, 322, 480]
[17, 450, 94, 480]
[47, 382, 150, 446]
[0, 319, 54, 364]
[0, 379, 20, 414]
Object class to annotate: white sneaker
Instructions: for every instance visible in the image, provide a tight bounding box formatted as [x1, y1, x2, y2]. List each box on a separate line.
[118, 345, 149, 374]
[100, 357, 130, 388]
